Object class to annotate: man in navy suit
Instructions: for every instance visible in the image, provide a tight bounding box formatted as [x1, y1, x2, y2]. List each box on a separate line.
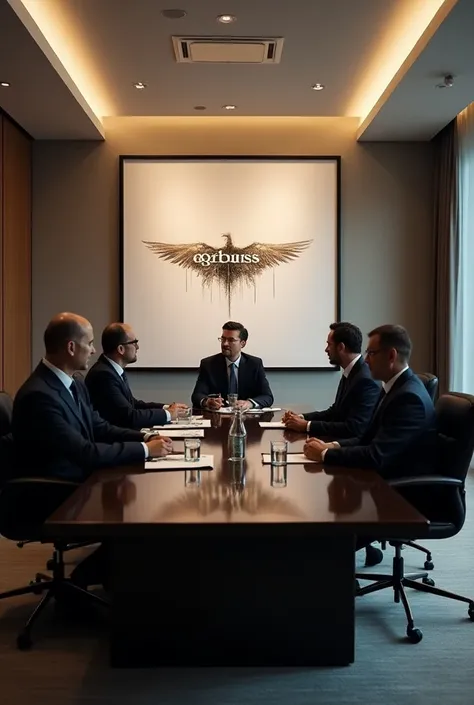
[12, 313, 173, 483]
[85, 323, 187, 429]
[283, 322, 380, 438]
[303, 324, 436, 480]
[191, 321, 274, 410]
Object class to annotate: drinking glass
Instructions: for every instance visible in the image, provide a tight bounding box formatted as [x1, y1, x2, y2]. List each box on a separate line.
[177, 407, 192, 424]
[227, 393, 238, 409]
[270, 440, 288, 465]
[184, 437, 201, 462]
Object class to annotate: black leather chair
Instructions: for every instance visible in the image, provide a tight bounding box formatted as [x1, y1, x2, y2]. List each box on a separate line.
[356, 392, 474, 643]
[0, 391, 13, 437]
[0, 451, 108, 649]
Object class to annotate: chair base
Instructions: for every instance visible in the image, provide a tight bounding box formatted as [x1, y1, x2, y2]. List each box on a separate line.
[0, 546, 109, 650]
[356, 544, 474, 642]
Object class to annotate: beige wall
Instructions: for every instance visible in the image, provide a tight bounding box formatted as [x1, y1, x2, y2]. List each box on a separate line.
[32, 117, 434, 407]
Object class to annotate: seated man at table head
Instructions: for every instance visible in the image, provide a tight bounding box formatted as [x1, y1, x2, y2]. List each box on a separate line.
[85, 322, 187, 429]
[283, 321, 379, 438]
[303, 324, 436, 480]
[191, 321, 274, 411]
[12, 313, 172, 482]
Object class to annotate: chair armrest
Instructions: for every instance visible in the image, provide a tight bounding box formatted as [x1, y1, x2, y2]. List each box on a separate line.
[6, 477, 80, 489]
[389, 476, 463, 489]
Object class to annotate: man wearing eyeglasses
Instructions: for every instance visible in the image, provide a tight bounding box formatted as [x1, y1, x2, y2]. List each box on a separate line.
[303, 324, 436, 479]
[191, 321, 274, 410]
[85, 323, 188, 429]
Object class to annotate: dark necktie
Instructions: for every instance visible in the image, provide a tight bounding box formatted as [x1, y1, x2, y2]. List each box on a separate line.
[70, 379, 80, 406]
[373, 389, 387, 416]
[335, 374, 348, 405]
[121, 370, 130, 390]
[228, 363, 238, 395]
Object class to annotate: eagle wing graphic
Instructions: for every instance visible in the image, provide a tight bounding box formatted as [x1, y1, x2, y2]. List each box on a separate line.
[142, 236, 312, 313]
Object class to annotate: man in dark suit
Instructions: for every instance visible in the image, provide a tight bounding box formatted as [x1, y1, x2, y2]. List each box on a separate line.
[12, 313, 173, 588]
[191, 321, 274, 410]
[12, 313, 173, 483]
[85, 323, 187, 429]
[303, 324, 436, 479]
[283, 322, 379, 438]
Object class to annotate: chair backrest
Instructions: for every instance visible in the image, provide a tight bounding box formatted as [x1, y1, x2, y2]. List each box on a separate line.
[436, 392, 474, 482]
[416, 373, 439, 402]
[0, 391, 13, 437]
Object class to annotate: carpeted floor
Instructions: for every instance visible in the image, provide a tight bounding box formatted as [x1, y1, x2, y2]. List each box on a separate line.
[1, 473, 473, 705]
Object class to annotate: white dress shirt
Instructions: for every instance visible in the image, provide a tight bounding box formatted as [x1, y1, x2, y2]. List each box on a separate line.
[42, 358, 148, 458]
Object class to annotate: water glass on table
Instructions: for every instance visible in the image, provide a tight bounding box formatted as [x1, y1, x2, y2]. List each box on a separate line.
[227, 393, 238, 410]
[270, 440, 288, 465]
[176, 406, 192, 424]
[184, 437, 201, 462]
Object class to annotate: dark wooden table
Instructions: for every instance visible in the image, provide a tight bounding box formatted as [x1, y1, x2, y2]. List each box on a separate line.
[44, 410, 429, 668]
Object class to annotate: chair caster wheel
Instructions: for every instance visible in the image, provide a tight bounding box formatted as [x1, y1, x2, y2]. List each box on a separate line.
[422, 577, 435, 587]
[468, 605, 474, 621]
[29, 577, 43, 595]
[17, 632, 32, 650]
[424, 560, 434, 570]
[406, 627, 423, 643]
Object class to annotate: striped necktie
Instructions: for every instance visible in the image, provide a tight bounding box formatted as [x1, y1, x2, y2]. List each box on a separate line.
[228, 363, 238, 395]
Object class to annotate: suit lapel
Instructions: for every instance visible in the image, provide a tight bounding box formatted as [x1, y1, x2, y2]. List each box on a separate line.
[38, 363, 92, 438]
[216, 355, 229, 397]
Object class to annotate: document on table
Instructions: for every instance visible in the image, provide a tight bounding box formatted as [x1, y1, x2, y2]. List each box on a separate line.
[216, 407, 283, 414]
[145, 454, 214, 471]
[261, 453, 318, 464]
[150, 419, 211, 430]
[142, 428, 204, 438]
[259, 421, 286, 428]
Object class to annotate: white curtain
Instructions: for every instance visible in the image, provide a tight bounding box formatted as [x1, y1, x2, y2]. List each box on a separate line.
[454, 103, 474, 393]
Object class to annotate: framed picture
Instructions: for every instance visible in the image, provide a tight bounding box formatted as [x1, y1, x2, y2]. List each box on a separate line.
[120, 156, 341, 370]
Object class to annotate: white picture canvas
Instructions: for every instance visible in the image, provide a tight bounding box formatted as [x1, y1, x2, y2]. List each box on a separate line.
[121, 157, 340, 368]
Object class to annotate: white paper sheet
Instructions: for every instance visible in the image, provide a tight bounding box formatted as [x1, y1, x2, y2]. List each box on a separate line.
[151, 429, 204, 438]
[259, 421, 286, 428]
[261, 453, 318, 464]
[216, 406, 283, 414]
[151, 420, 211, 429]
[145, 454, 214, 470]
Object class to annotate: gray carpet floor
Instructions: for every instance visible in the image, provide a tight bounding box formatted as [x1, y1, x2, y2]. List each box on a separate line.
[1, 472, 473, 705]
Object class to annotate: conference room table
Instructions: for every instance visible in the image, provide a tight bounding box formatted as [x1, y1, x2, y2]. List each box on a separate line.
[43, 408, 429, 668]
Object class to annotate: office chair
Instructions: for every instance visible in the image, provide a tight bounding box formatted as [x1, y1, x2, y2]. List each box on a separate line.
[356, 392, 474, 643]
[367, 373, 440, 569]
[0, 391, 13, 437]
[0, 476, 109, 650]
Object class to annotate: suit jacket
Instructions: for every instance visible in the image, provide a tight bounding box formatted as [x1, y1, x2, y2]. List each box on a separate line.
[323, 368, 436, 480]
[304, 358, 380, 438]
[191, 352, 274, 408]
[85, 354, 168, 428]
[11, 362, 146, 482]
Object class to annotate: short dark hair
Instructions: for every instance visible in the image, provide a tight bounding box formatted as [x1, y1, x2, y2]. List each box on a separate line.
[101, 323, 128, 354]
[222, 321, 248, 342]
[44, 319, 85, 354]
[368, 324, 412, 362]
[329, 322, 363, 354]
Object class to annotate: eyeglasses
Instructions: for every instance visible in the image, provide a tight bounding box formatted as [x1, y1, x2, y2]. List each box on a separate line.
[218, 336, 241, 344]
[122, 339, 139, 346]
[365, 349, 383, 358]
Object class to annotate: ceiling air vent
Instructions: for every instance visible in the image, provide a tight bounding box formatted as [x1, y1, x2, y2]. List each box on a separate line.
[172, 36, 284, 64]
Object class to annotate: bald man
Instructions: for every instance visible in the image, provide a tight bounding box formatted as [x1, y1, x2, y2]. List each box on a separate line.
[12, 313, 172, 483]
[85, 322, 187, 429]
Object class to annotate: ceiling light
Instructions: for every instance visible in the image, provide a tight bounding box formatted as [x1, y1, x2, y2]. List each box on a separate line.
[217, 14, 237, 24]
[161, 9, 187, 19]
[194, 105, 207, 111]
[436, 74, 454, 89]
[222, 104, 237, 110]
[311, 83, 325, 91]
[133, 82, 147, 90]
[1, 82, 10, 87]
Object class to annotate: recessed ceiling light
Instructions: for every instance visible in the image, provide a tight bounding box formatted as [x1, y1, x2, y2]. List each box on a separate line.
[436, 74, 454, 89]
[311, 83, 325, 91]
[133, 82, 147, 90]
[1, 81, 10, 87]
[194, 105, 207, 111]
[217, 14, 236, 24]
[223, 104, 237, 110]
[161, 9, 187, 19]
